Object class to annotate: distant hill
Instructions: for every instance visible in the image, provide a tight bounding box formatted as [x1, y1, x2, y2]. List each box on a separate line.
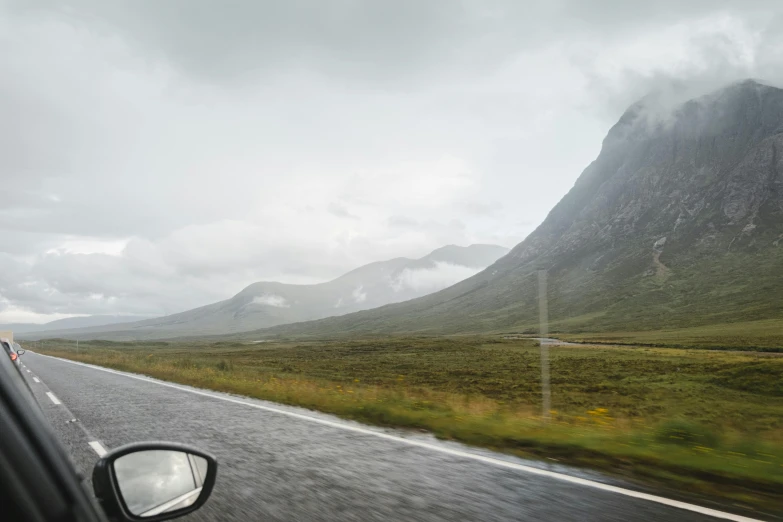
[239, 80, 783, 338]
[21, 244, 508, 340]
[2, 315, 153, 334]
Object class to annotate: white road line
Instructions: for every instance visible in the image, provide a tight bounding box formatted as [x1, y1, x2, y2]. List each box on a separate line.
[46, 392, 61, 405]
[89, 441, 108, 457]
[33, 377, 41, 383]
[142, 488, 202, 517]
[26, 369, 31, 373]
[37, 354, 761, 522]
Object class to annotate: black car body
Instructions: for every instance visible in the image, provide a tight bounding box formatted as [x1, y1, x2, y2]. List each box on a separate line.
[1, 337, 23, 371]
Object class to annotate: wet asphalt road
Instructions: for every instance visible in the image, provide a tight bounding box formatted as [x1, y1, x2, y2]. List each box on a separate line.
[19, 352, 755, 522]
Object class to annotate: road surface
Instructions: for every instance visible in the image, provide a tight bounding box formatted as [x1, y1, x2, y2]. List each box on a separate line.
[18, 351, 764, 522]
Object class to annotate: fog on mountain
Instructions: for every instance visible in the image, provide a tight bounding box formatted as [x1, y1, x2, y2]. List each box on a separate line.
[19, 244, 509, 340]
[252, 80, 783, 337]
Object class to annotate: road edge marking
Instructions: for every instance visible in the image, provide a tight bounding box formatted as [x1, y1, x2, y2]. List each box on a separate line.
[33, 377, 41, 383]
[46, 391, 61, 405]
[89, 441, 108, 457]
[33, 353, 763, 522]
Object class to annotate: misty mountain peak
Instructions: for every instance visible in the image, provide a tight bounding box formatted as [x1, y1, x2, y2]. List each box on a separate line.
[253, 80, 783, 337]
[27, 244, 509, 340]
[522, 80, 783, 265]
[609, 79, 783, 146]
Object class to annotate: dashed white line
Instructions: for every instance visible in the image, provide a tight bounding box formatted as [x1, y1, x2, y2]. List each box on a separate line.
[26, 369, 31, 373]
[33, 377, 41, 383]
[46, 392, 61, 405]
[36, 353, 762, 522]
[88, 441, 108, 457]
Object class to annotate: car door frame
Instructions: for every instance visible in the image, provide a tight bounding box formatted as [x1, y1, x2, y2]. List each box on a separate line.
[0, 351, 107, 522]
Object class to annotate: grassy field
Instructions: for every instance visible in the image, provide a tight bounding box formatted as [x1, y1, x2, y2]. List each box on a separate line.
[33, 337, 783, 514]
[555, 319, 783, 351]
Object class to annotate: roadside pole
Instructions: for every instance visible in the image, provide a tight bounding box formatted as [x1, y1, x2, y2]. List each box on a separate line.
[538, 270, 551, 420]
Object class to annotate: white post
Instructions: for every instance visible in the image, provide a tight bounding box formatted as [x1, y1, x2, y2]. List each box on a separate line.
[538, 270, 551, 420]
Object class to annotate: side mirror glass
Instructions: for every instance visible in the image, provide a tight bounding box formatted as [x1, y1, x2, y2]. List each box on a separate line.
[16, 349, 25, 355]
[93, 443, 217, 522]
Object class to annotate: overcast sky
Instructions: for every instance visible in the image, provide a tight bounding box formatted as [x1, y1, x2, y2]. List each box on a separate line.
[2, 0, 783, 322]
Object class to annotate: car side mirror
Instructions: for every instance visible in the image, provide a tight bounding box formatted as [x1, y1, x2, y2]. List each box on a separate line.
[17, 349, 25, 355]
[92, 442, 217, 522]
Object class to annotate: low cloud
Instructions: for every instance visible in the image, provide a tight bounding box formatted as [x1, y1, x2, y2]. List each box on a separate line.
[352, 286, 367, 303]
[390, 262, 483, 293]
[251, 294, 290, 308]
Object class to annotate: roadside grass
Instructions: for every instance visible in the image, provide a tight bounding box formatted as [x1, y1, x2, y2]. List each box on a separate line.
[33, 337, 783, 513]
[554, 319, 783, 351]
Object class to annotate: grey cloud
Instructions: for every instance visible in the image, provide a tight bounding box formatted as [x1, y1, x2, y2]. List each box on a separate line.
[2, 0, 783, 321]
[328, 202, 360, 220]
[573, 9, 783, 121]
[1, 251, 215, 316]
[9, 1, 782, 84]
[0, 229, 64, 256]
[10, 0, 501, 84]
[387, 216, 419, 228]
[460, 200, 500, 217]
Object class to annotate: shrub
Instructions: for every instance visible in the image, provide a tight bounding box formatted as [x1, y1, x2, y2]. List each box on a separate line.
[654, 419, 721, 447]
[215, 359, 233, 372]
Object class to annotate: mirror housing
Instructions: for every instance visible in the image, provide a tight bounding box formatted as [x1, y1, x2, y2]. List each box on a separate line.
[17, 349, 25, 355]
[92, 442, 217, 522]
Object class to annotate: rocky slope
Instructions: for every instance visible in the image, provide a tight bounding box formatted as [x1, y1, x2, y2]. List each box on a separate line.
[246, 80, 783, 337]
[21, 244, 508, 340]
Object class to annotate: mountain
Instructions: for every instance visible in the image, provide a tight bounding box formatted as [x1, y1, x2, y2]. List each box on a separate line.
[20, 244, 508, 340]
[243, 80, 783, 338]
[1, 315, 153, 334]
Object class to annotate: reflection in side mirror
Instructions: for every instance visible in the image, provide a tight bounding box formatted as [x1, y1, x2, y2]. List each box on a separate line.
[115, 450, 208, 517]
[16, 349, 25, 355]
[93, 443, 217, 522]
